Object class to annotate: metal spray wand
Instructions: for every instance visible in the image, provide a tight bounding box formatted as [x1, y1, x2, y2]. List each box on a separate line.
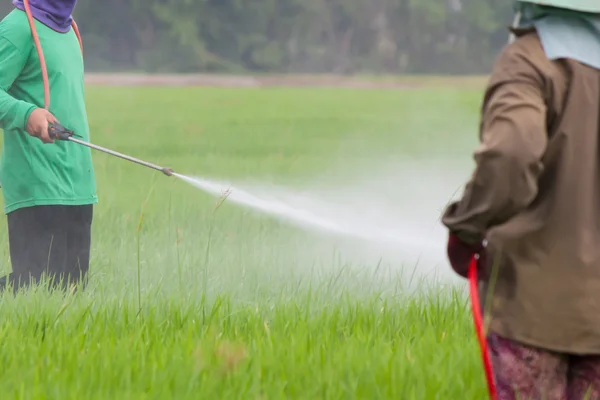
[48, 122, 174, 177]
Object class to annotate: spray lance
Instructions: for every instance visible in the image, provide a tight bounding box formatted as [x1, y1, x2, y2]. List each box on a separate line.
[48, 122, 174, 176]
[22, 0, 175, 178]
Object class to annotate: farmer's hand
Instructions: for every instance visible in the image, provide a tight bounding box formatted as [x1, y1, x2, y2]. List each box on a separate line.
[447, 232, 486, 279]
[26, 108, 58, 144]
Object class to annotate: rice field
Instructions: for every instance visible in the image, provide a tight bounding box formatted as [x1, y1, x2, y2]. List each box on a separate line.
[0, 77, 489, 399]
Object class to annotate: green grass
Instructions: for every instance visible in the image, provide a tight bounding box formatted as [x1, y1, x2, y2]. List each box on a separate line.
[0, 85, 488, 399]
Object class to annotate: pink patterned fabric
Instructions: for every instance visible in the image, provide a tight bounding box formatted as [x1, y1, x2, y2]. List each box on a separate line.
[487, 333, 600, 399]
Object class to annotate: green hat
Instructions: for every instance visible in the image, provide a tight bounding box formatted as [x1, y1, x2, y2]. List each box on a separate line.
[517, 0, 600, 13]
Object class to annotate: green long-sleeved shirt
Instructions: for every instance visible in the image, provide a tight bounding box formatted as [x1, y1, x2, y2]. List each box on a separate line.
[0, 9, 97, 214]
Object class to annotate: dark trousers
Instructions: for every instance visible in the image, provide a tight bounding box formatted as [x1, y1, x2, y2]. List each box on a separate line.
[488, 332, 600, 399]
[0, 205, 93, 292]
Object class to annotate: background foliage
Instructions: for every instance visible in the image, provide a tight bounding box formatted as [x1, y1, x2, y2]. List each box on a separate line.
[0, 1, 516, 74]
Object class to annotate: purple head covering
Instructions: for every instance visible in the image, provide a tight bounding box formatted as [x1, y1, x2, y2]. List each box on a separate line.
[12, 0, 77, 33]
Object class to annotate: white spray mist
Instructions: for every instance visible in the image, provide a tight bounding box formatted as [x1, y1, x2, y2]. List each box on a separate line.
[172, 157, 469, 286]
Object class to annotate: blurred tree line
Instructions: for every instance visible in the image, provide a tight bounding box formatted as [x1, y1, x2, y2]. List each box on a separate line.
[0, 0, 516, 74]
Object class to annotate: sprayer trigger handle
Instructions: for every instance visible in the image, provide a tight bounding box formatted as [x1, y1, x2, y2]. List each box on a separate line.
[48, 122, 74, 140]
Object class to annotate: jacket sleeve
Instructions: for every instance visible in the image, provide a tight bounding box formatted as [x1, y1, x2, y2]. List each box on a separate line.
[0, 37, 37, 132]
[441, 40, 548, 244]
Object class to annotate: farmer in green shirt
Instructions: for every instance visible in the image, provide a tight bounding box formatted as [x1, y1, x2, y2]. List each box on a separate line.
[0, 0, 97, 291]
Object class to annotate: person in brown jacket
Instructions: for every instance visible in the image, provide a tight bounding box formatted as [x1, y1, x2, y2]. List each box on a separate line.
[442, 1, 600, 399]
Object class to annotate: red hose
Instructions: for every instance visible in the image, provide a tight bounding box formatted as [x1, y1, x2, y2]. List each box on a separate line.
[23, 0, 83, 110]
[469, 256, 497, 400]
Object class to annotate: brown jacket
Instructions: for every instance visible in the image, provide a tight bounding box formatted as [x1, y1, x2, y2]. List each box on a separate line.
[442, 30, 600, 354]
